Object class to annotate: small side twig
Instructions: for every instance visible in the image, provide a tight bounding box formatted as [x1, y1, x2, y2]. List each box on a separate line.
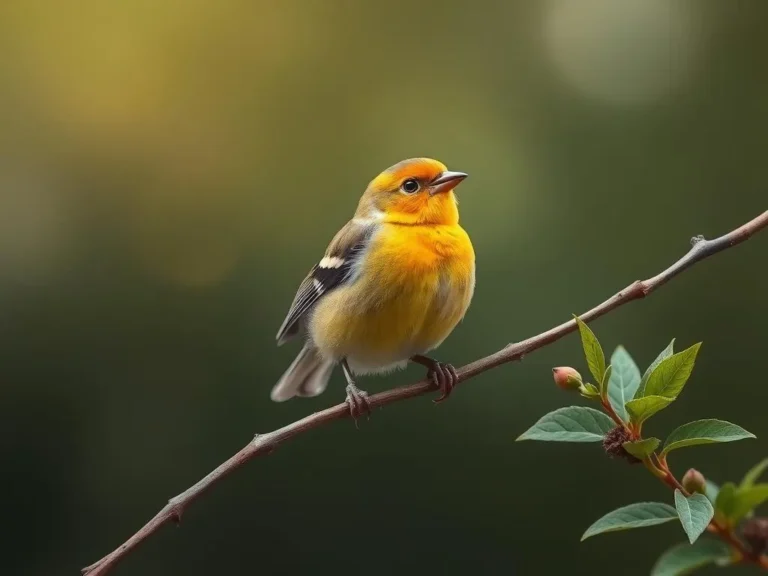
[83, 210, 768, 575]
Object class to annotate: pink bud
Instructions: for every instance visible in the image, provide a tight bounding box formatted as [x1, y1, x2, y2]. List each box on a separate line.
[682, 468, 706, 495]
[552, 367, 583, 391]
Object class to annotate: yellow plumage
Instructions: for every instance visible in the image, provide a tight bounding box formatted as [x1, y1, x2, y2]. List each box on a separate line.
[311, 223, 474, 374]
[272, 158, 475, 414]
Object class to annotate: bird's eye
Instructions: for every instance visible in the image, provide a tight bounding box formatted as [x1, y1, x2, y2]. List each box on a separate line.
[401, 178, 420, 194]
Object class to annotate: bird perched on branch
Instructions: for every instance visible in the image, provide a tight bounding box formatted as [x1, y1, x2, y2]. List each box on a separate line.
[272, 158, 475, 418]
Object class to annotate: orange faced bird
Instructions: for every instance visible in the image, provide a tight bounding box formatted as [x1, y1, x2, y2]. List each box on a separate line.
[272, 158, 475, 418]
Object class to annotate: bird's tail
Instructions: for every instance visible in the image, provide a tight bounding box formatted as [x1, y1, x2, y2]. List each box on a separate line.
[270, 344, 335, 402]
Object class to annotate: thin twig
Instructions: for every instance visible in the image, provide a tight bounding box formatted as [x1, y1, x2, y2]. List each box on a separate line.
[601, 397, 630, 430]
[83, 210, 768, 575]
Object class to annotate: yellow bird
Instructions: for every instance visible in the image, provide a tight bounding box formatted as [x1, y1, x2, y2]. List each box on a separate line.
[272, 158, 475, 417]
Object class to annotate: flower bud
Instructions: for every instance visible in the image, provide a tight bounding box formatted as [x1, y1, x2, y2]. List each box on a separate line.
[682, 468, 706, 495]
[552, 367, 583, 391]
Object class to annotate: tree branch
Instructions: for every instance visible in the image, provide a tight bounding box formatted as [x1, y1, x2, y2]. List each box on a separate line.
[83, 210, 768, 575]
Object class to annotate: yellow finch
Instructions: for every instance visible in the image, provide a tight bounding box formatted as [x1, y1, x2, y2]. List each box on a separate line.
[272, 158, 475, 417]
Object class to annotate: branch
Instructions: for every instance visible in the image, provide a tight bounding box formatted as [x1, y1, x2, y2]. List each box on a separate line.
[83, 210, 768, 575]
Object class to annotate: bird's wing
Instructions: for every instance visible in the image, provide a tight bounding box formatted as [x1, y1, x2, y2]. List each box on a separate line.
[276, 218, 375, 346]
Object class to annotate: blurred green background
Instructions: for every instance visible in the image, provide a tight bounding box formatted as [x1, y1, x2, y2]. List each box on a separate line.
[1, 1, 766, 574]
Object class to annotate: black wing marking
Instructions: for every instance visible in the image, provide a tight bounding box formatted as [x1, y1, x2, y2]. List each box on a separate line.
[275, 226, 371, 346]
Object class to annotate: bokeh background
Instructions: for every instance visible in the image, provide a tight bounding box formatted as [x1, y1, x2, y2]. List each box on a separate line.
[1, 0, 766, 574]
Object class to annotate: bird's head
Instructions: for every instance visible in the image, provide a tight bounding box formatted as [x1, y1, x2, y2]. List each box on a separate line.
[355, 158, 467, 225]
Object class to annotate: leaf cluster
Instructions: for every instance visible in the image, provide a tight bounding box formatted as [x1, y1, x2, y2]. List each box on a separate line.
[516, 317, 765, 575]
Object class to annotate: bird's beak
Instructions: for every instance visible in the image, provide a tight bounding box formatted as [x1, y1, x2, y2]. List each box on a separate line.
[428, 170, 468, 196]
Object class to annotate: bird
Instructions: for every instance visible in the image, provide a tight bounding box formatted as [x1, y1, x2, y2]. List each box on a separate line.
[271, 157, 475, 419]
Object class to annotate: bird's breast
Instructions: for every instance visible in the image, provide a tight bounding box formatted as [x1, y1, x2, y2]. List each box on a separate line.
[309, 223, 475, 371]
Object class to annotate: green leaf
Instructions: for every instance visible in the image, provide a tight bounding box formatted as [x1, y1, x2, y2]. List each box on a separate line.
[625, 395, 674, 425]
[661, 419, 755, 456]
[644, 342, 702, 399]
[712, 481, 768, 525]
[623, 437, 660, 459]
[674, 490, 714, 544]
[579, 382, 600, 399]
[601, 365, 613, 399]
[714, 482, 737, 525]
[704, 480, 719, 505]
[741, 458, 768, 489]
[574, 316, 606, 385]
[637, 338, 675, 398]
[651, 539, 732, 576]
[516, 406, 615, 442]
[729, 484, 768, 523]
[607, 346, 641, 421]
[581, 502, 678, 540]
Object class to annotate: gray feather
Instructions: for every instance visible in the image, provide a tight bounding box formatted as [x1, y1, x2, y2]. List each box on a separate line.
[275, 219, 374, 345]
[271, 345, 335, 402]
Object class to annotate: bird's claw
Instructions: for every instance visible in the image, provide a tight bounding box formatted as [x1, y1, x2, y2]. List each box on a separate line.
[345, 383, 371, 424]
[428, 361, 459, 403]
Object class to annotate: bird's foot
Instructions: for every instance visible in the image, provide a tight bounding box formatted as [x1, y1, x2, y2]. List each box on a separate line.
[428, 361, 458, 403]
[411, 355, 459, 403]
[345, 383, 371, 424]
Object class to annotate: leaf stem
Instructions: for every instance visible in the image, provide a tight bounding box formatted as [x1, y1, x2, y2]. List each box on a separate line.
[657, 456, 687, 492]
[642, 456, 667, 480]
